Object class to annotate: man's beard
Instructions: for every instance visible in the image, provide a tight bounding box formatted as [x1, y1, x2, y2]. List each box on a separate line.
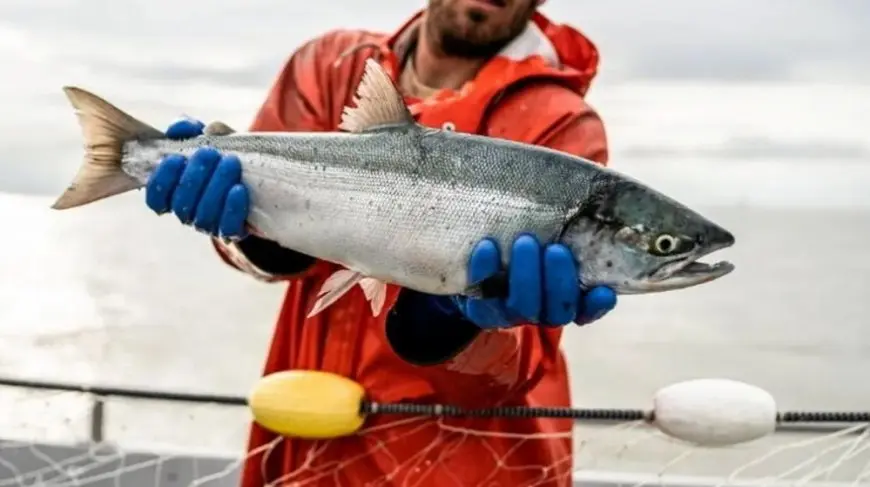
[425, 0, 536, 59]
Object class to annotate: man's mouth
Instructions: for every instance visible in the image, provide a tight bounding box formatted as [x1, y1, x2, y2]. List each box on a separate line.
[470, 0, 506, 8]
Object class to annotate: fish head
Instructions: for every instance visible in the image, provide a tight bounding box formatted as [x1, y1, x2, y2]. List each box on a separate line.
[561, 178, 735, 294]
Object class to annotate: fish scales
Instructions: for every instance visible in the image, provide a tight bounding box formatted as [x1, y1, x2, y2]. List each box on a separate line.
[122, 128, 591, 294]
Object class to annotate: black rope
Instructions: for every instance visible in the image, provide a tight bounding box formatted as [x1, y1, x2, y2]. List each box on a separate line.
[361, 403, 870, 425]
[0, 376, 247, 406]
[778, 411, 870, 423]
[2, 375, 869, 427]
[360, 402, 650, 421]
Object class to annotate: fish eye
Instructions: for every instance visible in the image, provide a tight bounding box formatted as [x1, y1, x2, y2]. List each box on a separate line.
[650, 233, 693, 256]
[654, 234, 677, 254]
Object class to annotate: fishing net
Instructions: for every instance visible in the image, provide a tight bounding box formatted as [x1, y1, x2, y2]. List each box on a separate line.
[2, 377, 869, 487]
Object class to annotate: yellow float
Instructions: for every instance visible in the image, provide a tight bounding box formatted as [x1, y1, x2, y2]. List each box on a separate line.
[247, 370, 366, 439]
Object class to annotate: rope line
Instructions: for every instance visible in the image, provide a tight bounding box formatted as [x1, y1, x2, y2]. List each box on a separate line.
[2, 376, 868, 427]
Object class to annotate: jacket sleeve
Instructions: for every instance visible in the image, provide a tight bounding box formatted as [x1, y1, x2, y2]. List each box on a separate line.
[386, 81, 609, 403]
[210, 31, 352, 282]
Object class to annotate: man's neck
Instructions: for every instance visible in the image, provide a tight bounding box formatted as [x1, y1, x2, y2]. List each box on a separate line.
[411, 22, 487, 92]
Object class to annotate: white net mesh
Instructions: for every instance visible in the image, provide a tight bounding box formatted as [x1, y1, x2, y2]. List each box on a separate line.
[2, 383, 869, 487]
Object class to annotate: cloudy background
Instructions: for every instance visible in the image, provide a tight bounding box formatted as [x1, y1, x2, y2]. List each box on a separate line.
[0, 0, 868, 200]
[1, 0, 870, 478]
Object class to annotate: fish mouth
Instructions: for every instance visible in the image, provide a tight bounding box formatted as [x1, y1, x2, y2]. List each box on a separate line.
[641, 255, 734, 293]
[659, 259, 734, 283]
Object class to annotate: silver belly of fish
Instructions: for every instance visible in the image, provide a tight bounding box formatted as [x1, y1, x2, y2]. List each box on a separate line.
[233, 146, 568, 295]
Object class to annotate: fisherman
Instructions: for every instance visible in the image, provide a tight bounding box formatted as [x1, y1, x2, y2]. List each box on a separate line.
[145, 0, 617, 485]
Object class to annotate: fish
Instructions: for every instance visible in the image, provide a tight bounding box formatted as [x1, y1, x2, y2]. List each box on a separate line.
[52, 58, 735, 319]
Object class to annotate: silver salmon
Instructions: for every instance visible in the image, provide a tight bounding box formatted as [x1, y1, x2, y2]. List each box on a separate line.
[53, 59, 735, 318]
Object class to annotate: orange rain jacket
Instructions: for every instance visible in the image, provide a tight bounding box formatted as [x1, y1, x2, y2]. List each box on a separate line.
[214, 10, 608, 487]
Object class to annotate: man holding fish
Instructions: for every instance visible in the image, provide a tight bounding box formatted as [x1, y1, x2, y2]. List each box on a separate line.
[219, 2, 616, 482]
[54, 0, 731, 485]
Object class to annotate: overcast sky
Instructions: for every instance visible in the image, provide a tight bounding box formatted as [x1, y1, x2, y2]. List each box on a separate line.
[0, 0, 868, 196]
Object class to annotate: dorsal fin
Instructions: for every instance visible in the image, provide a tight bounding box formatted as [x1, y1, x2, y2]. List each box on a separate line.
[338, 58, 415, 133]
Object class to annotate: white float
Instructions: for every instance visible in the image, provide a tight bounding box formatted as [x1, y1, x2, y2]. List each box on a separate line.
[651, 378, 778, 447]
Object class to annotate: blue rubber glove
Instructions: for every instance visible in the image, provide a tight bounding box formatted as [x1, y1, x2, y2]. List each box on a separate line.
[145, 119, 249, 239]
[452, 235, 617, 329]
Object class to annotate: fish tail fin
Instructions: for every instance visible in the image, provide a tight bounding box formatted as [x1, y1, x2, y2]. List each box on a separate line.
[52, 86, 163, 210]
[307, 269, 388, 318]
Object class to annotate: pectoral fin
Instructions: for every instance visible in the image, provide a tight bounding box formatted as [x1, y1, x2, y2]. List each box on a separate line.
[359, 278, 387, 316]
[308, 269, 388, 318]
